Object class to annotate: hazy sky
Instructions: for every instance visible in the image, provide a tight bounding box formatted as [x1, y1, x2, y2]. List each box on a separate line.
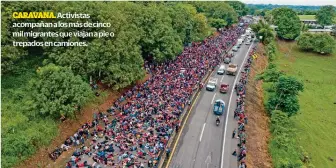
[240, 0, 336, 6]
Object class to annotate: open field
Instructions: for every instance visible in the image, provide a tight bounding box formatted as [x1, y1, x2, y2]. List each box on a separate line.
[298, 15, 315, 20]
[275, 40, 336, 167]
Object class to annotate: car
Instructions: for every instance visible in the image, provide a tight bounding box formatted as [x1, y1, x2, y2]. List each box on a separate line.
[220, 83, 229, 93]
[217, 65, 225, 75]
[206, 78, 217, 91]
[213, 99, 225, 115]
[224, 57, 231, 64]
[232, 46, 239, 52]
[245, 41, 251, 45]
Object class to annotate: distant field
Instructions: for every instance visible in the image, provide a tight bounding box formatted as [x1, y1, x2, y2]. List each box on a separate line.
[298, 15, 316, 20]
[275, 41, 336, 167]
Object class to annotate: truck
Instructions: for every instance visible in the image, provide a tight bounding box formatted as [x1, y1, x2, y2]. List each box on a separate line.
[226, 63, 238, 76]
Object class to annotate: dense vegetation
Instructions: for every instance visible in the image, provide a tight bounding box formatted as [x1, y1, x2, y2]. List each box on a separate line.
[273, 41, 336, 168]
[1, 2, 241, 168]
[257, 40, 310, 167]
[316, 5, 336, 26]
[297, 33, 336, 54]
[250, 20, 274, 44]
[272, 8, 301, 40]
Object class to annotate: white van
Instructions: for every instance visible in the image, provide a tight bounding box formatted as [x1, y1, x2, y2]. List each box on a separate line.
[217, 65, 226, 75]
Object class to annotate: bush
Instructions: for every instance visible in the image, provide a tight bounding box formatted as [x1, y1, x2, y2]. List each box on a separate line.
[312, 33, 336, 54]
[30, 64, 92, 119]
[256, 63, 284, 82]
[269, 110, 305, 168]
[297, 32, 336, 54]
[297, 33, 315, 51]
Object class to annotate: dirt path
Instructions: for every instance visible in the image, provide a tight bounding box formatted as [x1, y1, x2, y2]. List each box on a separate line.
[244, 44, 272, 168]
[15, 74, 150, 168]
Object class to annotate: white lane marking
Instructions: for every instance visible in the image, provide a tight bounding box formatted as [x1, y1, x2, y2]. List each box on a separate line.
[211, 93, 217, 104]
[199, 123, 206, 142]
[220, 40, 255, 168]
[220, 75, 225, 82]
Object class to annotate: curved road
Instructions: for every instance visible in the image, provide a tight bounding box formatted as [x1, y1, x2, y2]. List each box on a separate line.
[168, 41, 255, 168]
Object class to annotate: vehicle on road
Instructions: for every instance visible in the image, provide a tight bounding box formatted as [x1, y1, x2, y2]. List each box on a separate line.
[217, 65, 225, 75]
[245, 41, 251, 45]
[216, 117, 220, 126]
[237, 39, 243, 47]
[232, 46, 239, 52]
[213, 99, 225, 115]
[224, 57, 231, 64]
[226, 63, 238, 76]
[206, 78, 217, 91]
[220, 83, 229, 93]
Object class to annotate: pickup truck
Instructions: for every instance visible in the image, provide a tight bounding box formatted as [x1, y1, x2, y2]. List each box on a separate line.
[226, 63, 238, 76]
[206, 77, 218, 91]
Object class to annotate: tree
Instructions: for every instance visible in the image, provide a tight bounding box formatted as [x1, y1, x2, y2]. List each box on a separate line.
[250, 20, 275, 44]
[209, 18, 227, 31]
[272, 8, 301, 40]
[167, 3, 209, 44]
[267, 76, 303, 116]
[316, 5, 336, 27]
[312, 33, 336, 54]
[227, 1, 248, 17]
[275, 76, 304, 95]
[297, 33, 315, 51]
[30, 64, 92, 119]
[192, 2, 238, 26]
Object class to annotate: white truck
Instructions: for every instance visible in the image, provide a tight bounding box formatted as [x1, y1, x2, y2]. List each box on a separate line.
[226, 63, 238, 76]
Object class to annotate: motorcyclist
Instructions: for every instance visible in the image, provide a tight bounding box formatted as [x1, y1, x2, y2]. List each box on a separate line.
[216, 116, 220, 124]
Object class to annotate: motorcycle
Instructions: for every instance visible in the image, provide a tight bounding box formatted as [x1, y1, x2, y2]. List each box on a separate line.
[216, 119, 220, 126]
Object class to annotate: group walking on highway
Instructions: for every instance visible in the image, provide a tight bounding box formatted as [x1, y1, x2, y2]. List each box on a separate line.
[232, 45, 257, 168]
[49, 21, 248, 168]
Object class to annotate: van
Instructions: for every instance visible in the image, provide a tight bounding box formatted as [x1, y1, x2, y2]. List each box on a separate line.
[217, 65, 225, 75]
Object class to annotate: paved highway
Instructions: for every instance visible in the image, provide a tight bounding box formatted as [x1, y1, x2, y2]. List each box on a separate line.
[168, 42, 255, 168]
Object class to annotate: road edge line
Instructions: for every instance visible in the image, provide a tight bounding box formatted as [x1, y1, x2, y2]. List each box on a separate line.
[220, 42, 255, 168]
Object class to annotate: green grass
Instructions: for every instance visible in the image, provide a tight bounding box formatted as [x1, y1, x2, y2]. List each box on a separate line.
[274, 41, 336, 168]
[299, 15, 316, 20]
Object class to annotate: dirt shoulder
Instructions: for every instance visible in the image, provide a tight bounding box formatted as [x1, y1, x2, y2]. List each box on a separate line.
[15, 74, 150, 168]
[245, 44, 272, 168]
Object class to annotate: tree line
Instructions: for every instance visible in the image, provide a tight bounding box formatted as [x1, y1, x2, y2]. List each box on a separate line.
[1, 2, 243, 168]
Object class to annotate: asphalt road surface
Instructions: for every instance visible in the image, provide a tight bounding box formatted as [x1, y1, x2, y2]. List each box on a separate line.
[169, 41, 255, 168]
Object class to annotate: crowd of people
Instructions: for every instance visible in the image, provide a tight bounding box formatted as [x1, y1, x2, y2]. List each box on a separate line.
[233, 46, 257, 168]
[57, 24, 247, 168]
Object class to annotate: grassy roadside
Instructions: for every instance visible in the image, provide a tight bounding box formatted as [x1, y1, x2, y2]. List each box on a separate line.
[260, 41, 308, 167]
[275, 40, 336, 168]
[298, 15, 315, 20]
